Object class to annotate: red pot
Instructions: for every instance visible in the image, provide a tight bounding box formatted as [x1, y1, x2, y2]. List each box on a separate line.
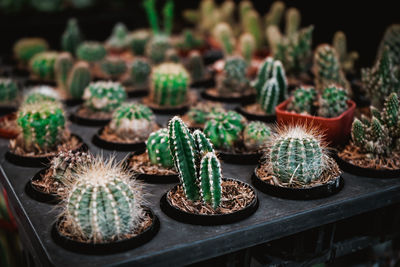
[0, 113, 18, 139]
[275, 99, 356, 146]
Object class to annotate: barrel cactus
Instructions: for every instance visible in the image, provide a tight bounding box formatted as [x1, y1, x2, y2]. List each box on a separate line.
[23, 86, 61, 104]
[83, 81, 126, 112]
[50, 150, 93, 183]
[332, 31, 358, 74]
[212, 22, 235, 56]
[61, 18, 83, 56]
[13, 38, 48, 65]
[149, 63, 190, 107]
[147, 128, 174, 168]
[318, 86, 349, 118]
[287, 86, 317, 115]
[55, 52, 74, 90]
[186, 51, 205, 82]
[100, 57, 127, 79]
[130, 58, 151, 86]
[0, 78, 18, 104]
[239, 33, 256, 63]
[65, 62, 92, 99]
[76, 41, 106, 63]
[243, 121, 271, 151]
[145, 34, 171, 64]
[217, 56, 250, 95]
[128, 29, 151, 56]
[187, 102, 224, 126]
[29, 51, 58, 80]
[106, 22, 130, 52]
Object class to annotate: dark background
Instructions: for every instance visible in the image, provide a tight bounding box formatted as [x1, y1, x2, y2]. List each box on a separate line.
[0, 0, 399, 68]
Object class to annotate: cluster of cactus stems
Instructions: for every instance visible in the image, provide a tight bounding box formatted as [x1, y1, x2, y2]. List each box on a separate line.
[287, 86, 317, 115]
[61, 18, 83, 56]
[318, 86, 349, 118]
[186, 51, 205, 82]
[29, 51, 58, 80]
[147, 128, 174, 168]
[187, 102, 224, 125]
[55, 52, 73, 90]
[243, 121, 271, 151]
[130, 58, 151, 86]
[106, 23, 130, 51]
[83, 81, 126, 112]
[150, 63, 190, 107]
[76, 41, 106, 63]
[109, 103, 155, 140]
[333, 31, 359, 74]
[100, 57, 127, 79]
[168, 117, 222, 208]
[264, 1, 285, 27]
[13, 38, 49, 65]
[377, 24, 400, 66]
[217, 56, 249, 95]
[16, 100, 66, 152]
[0, 78, 18, 104]
[23, 86, 61, 104]
[212, 23, 235, 56]
[50, 150, 93, 183]
[239, 33, 256, 63]
[351, 93, 400, 155]
[128, 29, 151, 56]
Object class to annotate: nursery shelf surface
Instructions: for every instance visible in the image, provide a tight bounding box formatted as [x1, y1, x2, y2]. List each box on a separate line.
[1, 111, 400, 267]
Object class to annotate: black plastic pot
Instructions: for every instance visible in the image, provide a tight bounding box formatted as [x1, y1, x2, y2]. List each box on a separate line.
[145, 104, 189, 115]
[25, 168, 60, 204]
[160, 178, 259, 225]
[252, 169, 344, 200]
[0, 105, 16, 116]
[24, 79, 56, 87]
[190, 72, 215, 89]
[69, 109, 111, 127]
[5, 134, 88, 168]
[52, 207, 160, 254]
[126, 86, 149, 98]
[92, 127, 146, 152]
[332, 153, 400, 179]
[218, 150, 262, 165]
[235, 106, 276, 123]
[202, 49, 224, 66]
[201, 89, 256, 104]
[63, 98, 83, 107]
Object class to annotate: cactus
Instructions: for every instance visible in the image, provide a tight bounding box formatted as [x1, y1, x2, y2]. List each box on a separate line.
[130, 58, 151, 86]
[109, 103, 155, 140]
[287, 86, 317, 115]
[31, 0, 62, 12]
[29, 51, 58, 80]
[239, 0, 253, 25]
[243, 121, 271, 151]
[83, 81, 126, 112]
[147, 128, 174, 168]
[76, 41, 106, 63]
[66, 62, 91, 99]
[199, 152, 222, 208]
[318, 86, 349, 118]
[362, 47, 400, 109]
[55, 52, 73, 89]
[145, 34, 171, 64]
[265, 1, 285, 27]
[13, 38, 48, 65]
[212, 23, 235, 56]
[61, 18, 83, 56]
[16, 101, 65, 152]
[149, 63, 190, 107]
[313, 44, 350, 94]
[50, 150, 93, 183]
[219, 0, 235, 25]
[204, 111, 246, 150]
[193, 129, 215, 156]
[60, 156, 144, 243]
[100, 57, 127, 79]
[128, 29, 151, 56]
[257, 78, 281, 115]
[106, 22, 130, 52]
[23, 86, 61, 104]
[187, 102, 224, 125]
[265, 25, 283, 55]
[217, 56, 249, 95]
[381, 93, 400, 138]
[176, 29, 205, 51]
[285, 7, 301, 36]
[239, 33, 256, 63]
[377, 24, 400, 66]
[333, 31, 359, 74]
[186, 51, 205, 82]
[165, 48, 180, 63]
[242, 10, 263, 49]
[0, 78, 18, 104]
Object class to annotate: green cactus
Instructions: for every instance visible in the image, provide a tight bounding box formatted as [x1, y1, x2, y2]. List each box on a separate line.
[193, 129, 214, 156]
[16, 101, 65, 152]
[55, 52, 73, 90]
[147, 128, 174, 168]
[204, 111, 246, 150]
[243, 10, 263, 49]
[199, 152, 222, 208]
[66, 61, 91, 99]
[381, 93, 400, 138]
[145, 34, 171, 64]
[285, 8, 301, 37]
[76, 41, 106, 63]
[128, 29, 151, 56]
[0, 78, 18, 104]
[187, 51, 205, 82]
[257, 78, 281, 115]
[265, 1, 285, 27]
[219, 0, 235, 25]
[239, 0, 253, 25]
[212, 22, 235, 56]
[333, 31, 359, 74]
[243, 121, 271, 151]
[100, 57, 127, 79]
[318, 86, 349, 118]
[31, 0, 62, 12]
[165, 48, 180, 63]
[176, 29, 205, 51]
[13, 38, 48, 65]
[130, 58, 151, 86]
[23, 86, 60, 104]
[377, 24, 400, 66]
[106, 22, 130, 51]
[187, 102, 224, 125]
[50, 150, 93, 183]
[239, 33, 256, 63]
[29, 51, 58, 80]
[109, 103, 155, 140]
[150, 63, 189, 107]
[265, 25, 282, 55]
[83, 81, 126, 112]
[287, 86, 317, 115]
[217, 56, 249, 95]
[198, 0, 218, 33]
[61, 18, 83, 56]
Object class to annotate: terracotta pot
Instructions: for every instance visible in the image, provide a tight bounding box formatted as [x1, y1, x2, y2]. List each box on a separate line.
[275, 99, 356, 145]
[0, 113, 18, 139]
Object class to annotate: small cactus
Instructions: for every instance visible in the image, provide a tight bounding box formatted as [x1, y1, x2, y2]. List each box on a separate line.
[239, 0, 253, 26]
[254, 57, 287, 99]
[199, 152, 222, 209]
[193, 129, 215, 156]
[13, 38, 49, 65]
[61, 18, 83, 56]
[128, 29, 151, 56]
[187, 102, 224, 126]
[147, 128, 174, 168]
[130, 58, 151, 86]
[50, 150, 93, 183]
[31, 0, 62, 12]
[257, 78, 282, 115]
[149, 63, 190, 107]
[106, 22, 130, 52]
[29, 51, 58, 80]
[23, 86, 61, 104]
[217, 56, 250, 95]
[265, 1, 285, 27]
[377, 24, 400, 66]
[219, 0, 235, 25]
[285, 8, 301, 37]
[332, 31, 359, 74]
[66, 61, 92, 100]
[55, 52, 74, 90]
[318, 86, 349, 118]
[186, 51, 205, 82]
[176, 29, 205, 51]
[165, 48, 180, 63]
[100, 56, 127, 79]
[83, 81, 126, 112]
[145, 34, 171, 64]
[243, 121, 271, 151]
[0, 78, 18, 104]
[76, 41, 106, 63]
[242, 10, 263, 49]
[287, 86, 317, 115]
[212, 22, 235, 56]
[239, 33, 256, 63]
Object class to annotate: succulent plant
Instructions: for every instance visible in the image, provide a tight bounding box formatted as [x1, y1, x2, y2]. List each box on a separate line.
[29, 51, 58, 80]
[0, 78, 18, 104]
[186, 51, 205, 82]
[76, 41, 106, 63]
[257, 78, 282, 115]
[287, 86, 317, 115]
[100, 57, 127, 79]
[265, 25, 282, 56]
[318, 86, 349, 118]
[212, 22, 235, 56]
[285, 7, 301, 37]
[61, 18, 83, 56]
[50, 150, 93, 183]
[106, 22, 130, 52]
[243, 121, 271, 151]
[147, 128, 174, 168]
[55, 52, 73, 90]
[193, 129, 215, 156]
[176, 29, 205, 51]
[83, 81, 126, 112]
[217, 56, 250, 95]
[165, 48, 180, 63]
[109, 103, 155, 140]
[265, 1, 285, 27]
[130, 58, 151, 86]
[149, 63, 190, 107]
[199, 152, 222, 209]
[16, 100, 65, 152]
[13, 38, 49, 65]
[65, 61, 91, 100]
[145, 34, 171, 64]
[242, 10, 263, 49]
[239, 33, 256, 63]
[23, 86, 61, 104]
[187, 102, 224, 126]
[204, 110, 246, 150]
[239, 0, 253, 26]
[332, 31, 359, 74]
[128, 29, 151, 56]
[219, 0, 235, 25]
[377, 24, 400, 66]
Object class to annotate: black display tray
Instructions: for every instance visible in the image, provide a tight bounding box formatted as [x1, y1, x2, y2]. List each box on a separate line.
[235, 106, 276, 123]
[92, 127, 146, 152]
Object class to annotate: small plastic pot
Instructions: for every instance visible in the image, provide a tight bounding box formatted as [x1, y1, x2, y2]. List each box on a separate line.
[143, 102, 189, 115]
[0, 113, 18, 139]
[160, 178, 259, 225]
[252, 169, 344, 200]
[52, 207, 160, 254]
[25, 168, 60, 204]
[201, 89, 256, 104]
[235, 106, 276, 123]
[126, 85, 149, 98]
[275, 99, 356, 146]
[0, 106, 16, 116]
[92, 127, 147, 152]
[63, 98, 83, 107]
[217, 150, 262, 165]
[69, 109, 111, 127]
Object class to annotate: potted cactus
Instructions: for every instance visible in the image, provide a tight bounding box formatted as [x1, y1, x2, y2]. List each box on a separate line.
[23, 85, 61, 104]
[53, 155, 159, 254]
[184, 50, 213, 88]
[61, 18, 83, 56]
[13, 37, 49, 70]
[252, 125, 343, 200]
[332, 31, 359, 76]
[160, 117, 258, 225]
[122, 57, 151, 97]
[335, 93, 400, 178]
[99, 56, 128, 80]
[127, 128, 178, 183]
[0, 78, 19, 138]
[72, 81, 126, 126]
[127, 29, 151, 56]
[182, 101, 225, 129]
[28, 51, 59, 83]
[174, 29, 206, 57]
[93, 103, 159, 151]
[105, 22, 131, 54]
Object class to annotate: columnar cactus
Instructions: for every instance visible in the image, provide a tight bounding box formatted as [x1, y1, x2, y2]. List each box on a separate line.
[147, 128, 174, 168]
[333, 31, 359, 74]
[242, 10, 263, 49]
[128, 29, 151, 56]
[265, 1, 285, 27]
[130, 58, 151, 86]
[204, 111, 246, 150]
[145, 34, 171, 64]
[239, 33, 256, 63]
[29, 52, 58, 80]
[61, 18, 83, 56]
[50, 150, 93, 183]
[109, 103, 156, 140]
[243, 121, 271, 151]
[23, 86, 61, 104]
[13, 38, 49, 65]
[254, 57, 287, 99]
[66, 62, 92, 99]
[318, 86, 349, 118]
[186, 51, 205, 82]
[258, 78, 281, 114]
[106, 22, 130, 52]
[0, 78, 18, 104]
[100, 57, 127, 79]
[217, 56, 250, 95]
[193, 129, 215, 156]
[377, 24, 400, 66]
[212, 23, 235, 56]
[199, 152, 222, 208]
[16, 101, 65, 152]
[287, 86, 317, 115]
[285, 8, 301, 37]
[83, 81, 126, 112]
[150, 63, 190, 107]
[76, 41, 106, 63]
[55, 52, 74, 91]
[187, 102, 224, 126]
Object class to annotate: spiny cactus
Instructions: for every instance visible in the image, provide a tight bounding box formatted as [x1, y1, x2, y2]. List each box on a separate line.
[204, 110, 246, 150]
[186, 51, 205, 82]
[61, 18, 83, 56]
[217, 56, 249, 95]
[106, 22, 130, 52]
[60, 157, 144, 243]
[100, 57, 127, 79]
[128, 29, 151, 56]
[130, 58, 151, 86]
[199, 152, 222, 209]
[285, 7, 301, 37]
[147, 128, 174, 168]
[23, 86, 61, 104]
[150, 63, 190, 107]
[76, 41, 106, 63]
[333, 31, 359, 74]
[362, 47, 400, 109]
[109, 103, 155, 140]
[265, 25, 283, 55]
[242, 10, 263, 49]
[13, 38, 49, 65]
[265, 1, 285, 27]
[165, 48, 180, 63]
[187, 102, 224, 126]
[83, 81, 126, 112]
[287, 86, 317, 115]
[66, 61, 91, 99]
[55, 52, 73, 90]
[258, 78, 282, 115]
[239, 33, 256, 63]
[50, 150, 93, 183]
[318, 86, 349, 118]
[243, 121, 271, 151]
[193, 129, 215, 156]
[0, 78, 18, 104]
[219, 0, 235, 25]
[16, 101, 65, 152]
[29, 51, 58, 80]
[212, 22, 235, 56]
[313, 44, 350, 94]
[377, 24, 400, 66]
[145, 34, 171, 64]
